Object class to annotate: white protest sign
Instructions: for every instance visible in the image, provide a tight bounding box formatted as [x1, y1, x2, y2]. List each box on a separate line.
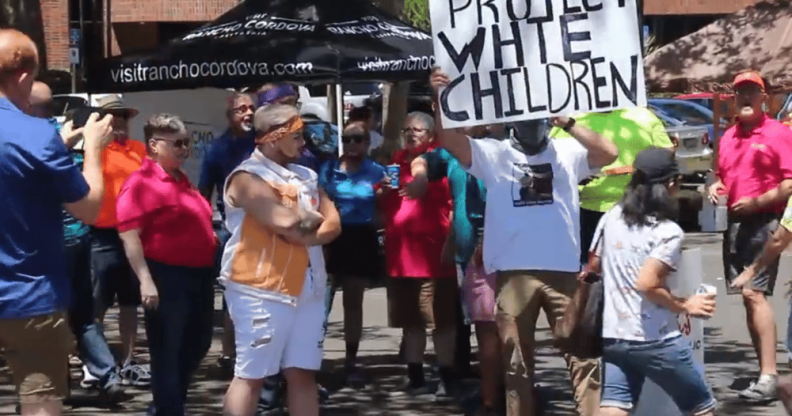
[429, 0, 648, 128]
[634, 247, 706, 415]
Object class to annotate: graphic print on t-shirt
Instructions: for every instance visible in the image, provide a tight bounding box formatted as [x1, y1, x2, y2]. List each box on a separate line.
[511, 163, 554, 207]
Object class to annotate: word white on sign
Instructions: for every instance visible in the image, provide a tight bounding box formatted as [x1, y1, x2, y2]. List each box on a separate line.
[429, 0, 647, 128]
[68, 47, 80, 65]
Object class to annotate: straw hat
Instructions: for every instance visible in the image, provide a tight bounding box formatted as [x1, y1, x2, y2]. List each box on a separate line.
[95, 95, 139, 118]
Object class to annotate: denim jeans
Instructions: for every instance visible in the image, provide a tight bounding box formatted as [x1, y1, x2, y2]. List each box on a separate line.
[65, 235, 120, 389]
[601, 336, 716, 414]
[787, 305, 792, 362]
[144, 260, 214, 416]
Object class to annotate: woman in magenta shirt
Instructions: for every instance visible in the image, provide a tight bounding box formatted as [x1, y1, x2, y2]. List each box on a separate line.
[380, 111, 457, 396]
[116, 114, 217, 416]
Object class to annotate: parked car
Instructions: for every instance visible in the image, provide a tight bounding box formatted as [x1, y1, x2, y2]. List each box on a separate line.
[52, 94, 89, 125]
[648, 106, 713, 177]
[649, 98, 727, 144]
[674, 93, 733, 116]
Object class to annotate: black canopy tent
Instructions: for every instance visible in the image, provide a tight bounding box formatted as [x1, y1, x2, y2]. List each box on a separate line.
[86, 0, 435, 93]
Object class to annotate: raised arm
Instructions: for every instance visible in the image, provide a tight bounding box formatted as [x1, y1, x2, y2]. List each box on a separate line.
[430, 68, 472, 168]
[63, 113, 114, 224]
[550, 116, 618, 168]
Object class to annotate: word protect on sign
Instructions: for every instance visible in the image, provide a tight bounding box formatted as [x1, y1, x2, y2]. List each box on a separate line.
[429, 0, 648, 128]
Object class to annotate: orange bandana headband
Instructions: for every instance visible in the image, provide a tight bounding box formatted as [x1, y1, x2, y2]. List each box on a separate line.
[260, 116, 304, 144]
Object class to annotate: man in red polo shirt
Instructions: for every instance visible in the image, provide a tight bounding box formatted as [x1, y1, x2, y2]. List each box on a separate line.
[709, 71, 792, 402]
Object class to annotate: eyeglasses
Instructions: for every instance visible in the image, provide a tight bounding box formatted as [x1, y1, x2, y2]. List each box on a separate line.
[154, 137, 191, 148]
[342, 134, 368, 144]
[232, 104, 255, 115]
[401, 127, 429, 134]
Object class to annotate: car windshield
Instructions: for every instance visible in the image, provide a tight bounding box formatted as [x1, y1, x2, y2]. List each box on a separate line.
[680, 98, 731, 119]
[661, 104, 712, 125]
[52, 96, 88, 117]
[649, 106, 682, 127]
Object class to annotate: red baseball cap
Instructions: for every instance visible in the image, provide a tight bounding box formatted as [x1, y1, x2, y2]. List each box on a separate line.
[733, 71, 765, 90]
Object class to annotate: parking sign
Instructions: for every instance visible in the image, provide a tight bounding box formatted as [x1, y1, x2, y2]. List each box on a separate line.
[68, 47, 80, 65]
[69, 29, 81, 45]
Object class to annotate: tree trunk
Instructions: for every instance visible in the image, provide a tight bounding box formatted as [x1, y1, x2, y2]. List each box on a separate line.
[375, 0, 408, 160]
[0, 0, 47, 69]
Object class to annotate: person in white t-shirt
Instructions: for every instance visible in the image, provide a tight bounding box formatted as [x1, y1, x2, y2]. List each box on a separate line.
[592, 147, 717, 416]
[430, 68, 618, 416]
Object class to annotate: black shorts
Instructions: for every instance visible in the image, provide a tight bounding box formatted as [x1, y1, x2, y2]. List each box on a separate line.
[90, 227, 141, 310]
[326, 223, 382, 278]
[723, 213, 781, 296]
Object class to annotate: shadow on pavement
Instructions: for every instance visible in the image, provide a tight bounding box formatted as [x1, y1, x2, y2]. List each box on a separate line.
[704, 327, 787, 415]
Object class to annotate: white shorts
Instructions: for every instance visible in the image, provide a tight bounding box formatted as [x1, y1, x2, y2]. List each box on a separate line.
[225, 279, 326, 379]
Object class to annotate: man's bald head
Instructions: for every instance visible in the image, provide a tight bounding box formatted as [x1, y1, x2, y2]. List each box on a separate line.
[28, 81, 53, 118]
[0, 29, 39, 109]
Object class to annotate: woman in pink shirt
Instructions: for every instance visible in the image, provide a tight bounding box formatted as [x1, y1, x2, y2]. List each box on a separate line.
[380, 111, 457, 396]
[116, 114, 217, 416]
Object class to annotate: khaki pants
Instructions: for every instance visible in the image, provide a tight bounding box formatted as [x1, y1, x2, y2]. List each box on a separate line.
[496, 270, 600, 416]
[0, 312, 72, 403]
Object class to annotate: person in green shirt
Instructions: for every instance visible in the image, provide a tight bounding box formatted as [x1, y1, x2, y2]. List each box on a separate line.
[550, 108, 674, 264]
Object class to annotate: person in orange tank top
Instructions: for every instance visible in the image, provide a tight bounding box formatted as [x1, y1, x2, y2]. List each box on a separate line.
[221, 104, 341, 416]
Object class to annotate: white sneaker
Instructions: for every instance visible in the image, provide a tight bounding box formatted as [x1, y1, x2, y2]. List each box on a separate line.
[80, 365, 100, 389]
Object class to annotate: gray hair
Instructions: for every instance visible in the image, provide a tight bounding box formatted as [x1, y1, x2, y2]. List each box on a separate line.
[405, 111, 435, 132]
[143, 113, 187, 141]
[254, 103, 299, 133]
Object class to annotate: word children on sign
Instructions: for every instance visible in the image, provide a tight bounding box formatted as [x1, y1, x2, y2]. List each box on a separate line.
[429, 0, 647, 128]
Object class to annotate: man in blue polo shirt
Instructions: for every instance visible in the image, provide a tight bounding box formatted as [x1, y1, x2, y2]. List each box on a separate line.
[0, 29, 113, 416]
[28, 81, 125, 403]
[198, 92, 256, 373]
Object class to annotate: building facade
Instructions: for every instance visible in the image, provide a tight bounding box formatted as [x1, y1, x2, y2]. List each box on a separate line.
[41, 0, 765, 77]
[43, 0, 238, 74]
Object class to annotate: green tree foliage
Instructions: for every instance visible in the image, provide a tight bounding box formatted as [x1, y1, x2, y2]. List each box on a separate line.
[403, 0, 430, 30]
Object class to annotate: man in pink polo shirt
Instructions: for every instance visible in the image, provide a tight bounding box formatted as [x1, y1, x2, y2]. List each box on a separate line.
[709, 71, 792, 403]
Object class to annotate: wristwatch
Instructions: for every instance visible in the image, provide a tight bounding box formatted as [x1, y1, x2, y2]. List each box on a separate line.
[562, 117, 576, 132]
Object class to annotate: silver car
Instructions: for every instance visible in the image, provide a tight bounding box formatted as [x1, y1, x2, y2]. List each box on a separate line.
[649, 106, 713, 175]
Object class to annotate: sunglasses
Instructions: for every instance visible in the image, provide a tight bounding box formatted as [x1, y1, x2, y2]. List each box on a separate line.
[342, 134, 368, 144]
[154, 137, 191, 148]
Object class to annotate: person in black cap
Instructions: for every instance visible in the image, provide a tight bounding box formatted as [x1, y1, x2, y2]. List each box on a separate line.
[592, 146, 718, 416]
[430, 68, 618, 416]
